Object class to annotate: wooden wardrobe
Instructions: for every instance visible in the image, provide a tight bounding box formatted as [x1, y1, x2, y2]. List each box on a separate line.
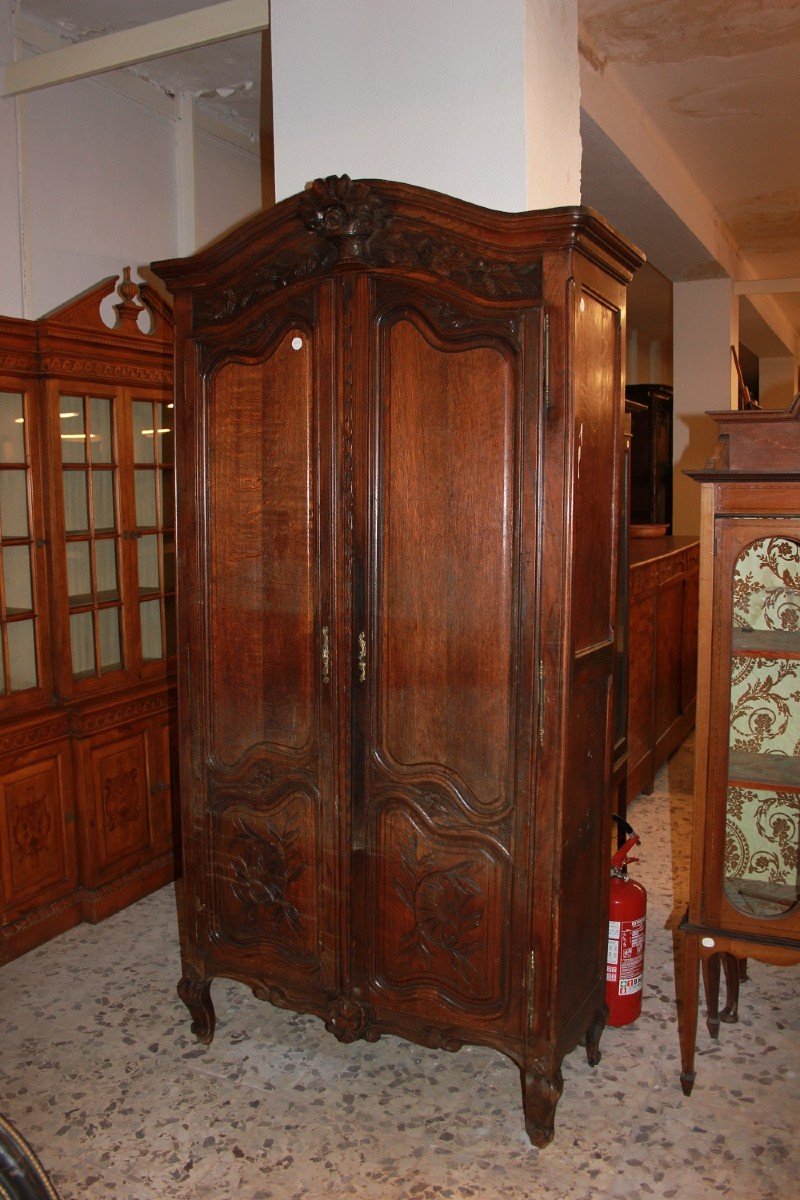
[153, 176, 643, 1146]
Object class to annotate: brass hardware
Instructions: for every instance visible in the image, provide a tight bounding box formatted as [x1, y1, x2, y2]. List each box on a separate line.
[528, 949, 536, 1029]
[537, 661, 545, 748]
[358, 631, 367, 683]
[543, 312, 551, 410]
[321, 625, 330, 684]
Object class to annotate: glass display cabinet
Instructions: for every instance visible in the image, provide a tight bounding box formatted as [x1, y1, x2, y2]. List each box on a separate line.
[679, 396, 800, 1094]
[0, 272, 177, 962]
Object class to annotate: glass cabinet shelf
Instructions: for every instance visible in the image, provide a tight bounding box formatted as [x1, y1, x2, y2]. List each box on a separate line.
[732, 629, 800, 655]
[727, 750, 800, 789]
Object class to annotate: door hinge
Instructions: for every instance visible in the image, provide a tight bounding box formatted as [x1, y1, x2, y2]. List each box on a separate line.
[321, 625, 330, 685]
[528, 949, 536, 1029]
[358, 630, 367, 684]
[537, 660, 545, 748]
[543, 312, 551, 411]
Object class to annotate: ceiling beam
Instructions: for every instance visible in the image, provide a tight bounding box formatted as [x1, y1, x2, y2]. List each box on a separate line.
[735, 278, 800, 296]
[1, 0, 269, 98]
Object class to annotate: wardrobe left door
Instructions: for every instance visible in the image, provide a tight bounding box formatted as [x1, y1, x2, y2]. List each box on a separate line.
[184, 283, 343, 1007]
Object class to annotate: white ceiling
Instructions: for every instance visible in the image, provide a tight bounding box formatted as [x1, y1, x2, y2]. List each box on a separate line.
[15, 0, 800, 340]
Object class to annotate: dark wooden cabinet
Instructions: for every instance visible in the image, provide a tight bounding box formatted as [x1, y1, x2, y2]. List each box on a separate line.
[0, 275, 177, 962]
[626, 383, 673, 531]
[679, 399, 800, 1094]
[626, 537, 699, 803]
[154, 176, 643, 1146]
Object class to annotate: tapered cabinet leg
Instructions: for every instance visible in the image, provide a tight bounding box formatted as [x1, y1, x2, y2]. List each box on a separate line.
[177, 971, 216, 1045]
[702, 952, 721, 1038]
[720, 953, 741, 1024]
[521, 1057, 564, 1148]
[585, 1001, 608, 1067]
[679, 933, 700, 1096]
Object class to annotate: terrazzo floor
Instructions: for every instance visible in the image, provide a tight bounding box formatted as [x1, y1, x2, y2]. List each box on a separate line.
[1, 735, 798, 1199]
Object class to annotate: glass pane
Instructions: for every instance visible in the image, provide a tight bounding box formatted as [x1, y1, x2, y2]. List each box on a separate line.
[89, 396, 112, 463]
[59, 396, 86, 463]
[7, 619, 38, 691]
[66, 540, 92, 605]
[140, 598, 163, 661]
[3, 544, 33, 614]
[95, 539, 119, 602]
[135, 469, 157, 528]
[0, 470, 29, 538]
[161, 470, 175, 529]
[132, 401, 155, 463]
[0, 392, 26, 463]
[157, 403, 174, 465]
[725, 536, 800, 918]
[137, 534, 160, 595]
[163, 534, 176, 592]
[70, 610, 95, 678]
[62, 470, 89, 533]
[164, 594, 176, 657]
[98, 606, 123, 674]
[92, 469, 116, 532]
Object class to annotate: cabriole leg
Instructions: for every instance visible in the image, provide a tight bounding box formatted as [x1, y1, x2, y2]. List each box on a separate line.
[585, 1001, 608, 1067]
[521, 1057, 564, 1148]
[177, 972, 216, 1045]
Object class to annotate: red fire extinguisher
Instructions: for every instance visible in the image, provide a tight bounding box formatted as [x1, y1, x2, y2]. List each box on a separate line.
[606, 826, 647, 1027]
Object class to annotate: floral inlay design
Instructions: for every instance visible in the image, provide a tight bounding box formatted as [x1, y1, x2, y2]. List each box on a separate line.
[393, 835, 484, 985]
[229, 817, 304, 934]
[12, 787, 51, 864]
[733, 537, 800, 631]
[729, 654, 800, 755]
[726, 786, 799, 885]
[103, 768, 140, 832]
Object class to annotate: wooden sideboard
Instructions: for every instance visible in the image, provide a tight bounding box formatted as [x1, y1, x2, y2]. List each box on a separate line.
[626, 535, 699, 804]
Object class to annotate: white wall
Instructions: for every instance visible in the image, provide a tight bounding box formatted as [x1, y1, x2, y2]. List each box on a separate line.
[673, 278, 738, 536]
[0, 3, 24, 316]
[1, 1, 262, 319]
[24, 78, 176, 316]
[195, 127, 263, 251]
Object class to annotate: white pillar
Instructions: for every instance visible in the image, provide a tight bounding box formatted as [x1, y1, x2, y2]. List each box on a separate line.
[673, 278, 738, 535]
[524, 0, 580, 208]
[759, 356, 798, 410]
[270, 0, 581, 212]
[0, 0, 25, 316]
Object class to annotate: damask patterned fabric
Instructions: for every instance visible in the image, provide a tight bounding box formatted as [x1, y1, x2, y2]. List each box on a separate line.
[726, 538, 800, 911]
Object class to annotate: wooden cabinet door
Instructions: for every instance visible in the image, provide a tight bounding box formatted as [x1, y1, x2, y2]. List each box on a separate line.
[194, 285, 340, 1001]
[80, 723, 154, 886]
[0, 740, 77, 924]
[351, 280, 540, 1042]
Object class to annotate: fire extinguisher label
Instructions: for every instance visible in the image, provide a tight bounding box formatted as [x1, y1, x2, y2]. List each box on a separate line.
[618, 915, 646, 995]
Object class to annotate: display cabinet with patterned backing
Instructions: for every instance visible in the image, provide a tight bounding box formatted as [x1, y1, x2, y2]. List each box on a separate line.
[0, 273, 177, 964]
[679, 397, 800, 1095]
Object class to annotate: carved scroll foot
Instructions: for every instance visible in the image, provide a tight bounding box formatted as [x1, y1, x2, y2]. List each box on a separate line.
[177, 972, 215, 1045]
[521, 1059, 564, 1148]
[585, 1001, 608, 1067]
[324, 995, 377, 1044]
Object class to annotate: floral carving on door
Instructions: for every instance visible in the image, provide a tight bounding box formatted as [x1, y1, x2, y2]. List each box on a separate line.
[229, 817, 304, 934]
[393, 836, 485, 985]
